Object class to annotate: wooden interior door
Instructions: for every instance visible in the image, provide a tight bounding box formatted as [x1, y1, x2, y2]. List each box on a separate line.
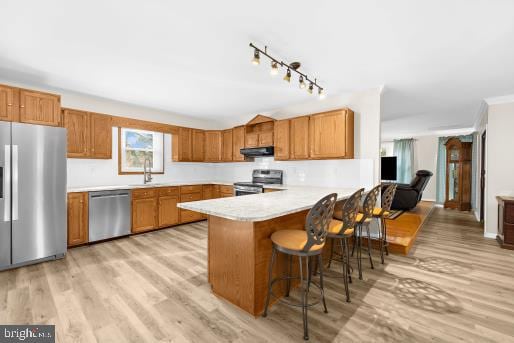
[19, 90, 60, 126]
[309, 110, 346, 158]
[232, 126, 245, 161]
[290, 116, 310, 159]
[222, 129, 233, 161]
[64, 109, 90, 158]
[90, 113, 112, 159]
[192, 129, 205, 161]
[274, 119, 290, 160]
[67, 193, 89, 247]
[132, 198, 158, 233]
[158, 195, 180, 227]
[0, 84, 17, 122]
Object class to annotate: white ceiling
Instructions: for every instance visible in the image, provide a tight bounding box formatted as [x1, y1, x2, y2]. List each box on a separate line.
[1, 0, 514, 136]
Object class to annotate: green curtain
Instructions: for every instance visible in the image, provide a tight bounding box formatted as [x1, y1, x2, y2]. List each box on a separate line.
[435, 134, 474, 204]
[393, 138, 414, 184]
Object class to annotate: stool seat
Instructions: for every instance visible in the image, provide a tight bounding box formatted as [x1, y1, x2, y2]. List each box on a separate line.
[372, 207, 390, 217]
[328, 219, 354, 236]
[356, 213, 372, 223]
[271, 230, 324, 252]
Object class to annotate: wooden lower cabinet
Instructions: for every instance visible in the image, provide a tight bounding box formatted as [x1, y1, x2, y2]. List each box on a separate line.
[67, 192, 89, 247]
[180, 185, 204, 223]
[132, 197, 158, 233]
[159, 195, 180, 227]
[219, 185, 234, 198]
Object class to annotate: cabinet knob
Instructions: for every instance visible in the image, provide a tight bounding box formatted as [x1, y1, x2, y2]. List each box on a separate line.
[20, 105, 25, 108]
[7, 103, 12, 106]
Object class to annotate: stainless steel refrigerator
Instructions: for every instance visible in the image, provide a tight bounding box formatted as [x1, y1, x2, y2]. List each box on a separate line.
[0, 121, 66, 270]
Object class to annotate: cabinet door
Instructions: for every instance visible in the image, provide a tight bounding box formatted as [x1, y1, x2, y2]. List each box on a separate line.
[158, 195, 180, 227]
[202, 185, 214, 200]
[179, 128, 193, 161]
[290, 116, 310, 159]
[205, 131, 222, 162]
[232, 126, 245, 161]
[274, 120, 290, 160]
[192, 129, 205, 162]
[132, 197, 158, 233]
[245, 132, 258, 148]
[222, 129, 233, 161]
[0, 84, 18, 122]
[19, 89, 61, 126]
[67, 193, 88, 247]
[90, 113, 112, 159]
[64, 109, 90, 158]
[258, 131, 274, 147]
[309, 110, 348, 159]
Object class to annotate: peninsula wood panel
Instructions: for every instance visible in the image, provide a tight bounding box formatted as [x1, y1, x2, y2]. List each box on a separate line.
[19, 89, 61, 126]
[90, 113, 112, 159]
[192, 129, 205, 162]
[222, 129, 233, 161]
[67, 192, 89, 247]
[0, 84, 19, 122]
[273, 119, 290, 160]
[204, 130, 222, 162]
[290, 116, 310, 160]
[64, 109, 90, 158]
[309, 109, 354, 159]
[232, 126, 246, 161]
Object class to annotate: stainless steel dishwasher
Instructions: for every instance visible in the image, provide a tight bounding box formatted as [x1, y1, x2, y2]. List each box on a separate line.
[89, 190, 131, 242]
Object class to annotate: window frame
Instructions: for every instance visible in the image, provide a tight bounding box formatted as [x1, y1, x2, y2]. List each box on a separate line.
[118, 127, 165, 175]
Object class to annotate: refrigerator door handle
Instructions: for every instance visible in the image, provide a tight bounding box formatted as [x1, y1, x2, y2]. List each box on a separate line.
[12, 145, 18, 221]
[3, 145, 10, 222]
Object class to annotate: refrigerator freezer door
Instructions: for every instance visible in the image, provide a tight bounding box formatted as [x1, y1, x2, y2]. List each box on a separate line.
[0, 122, 11, 268]
[11, 123, 67, 265]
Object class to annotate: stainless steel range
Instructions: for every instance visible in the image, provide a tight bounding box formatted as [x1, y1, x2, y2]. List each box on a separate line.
[234, 169, 283, 196]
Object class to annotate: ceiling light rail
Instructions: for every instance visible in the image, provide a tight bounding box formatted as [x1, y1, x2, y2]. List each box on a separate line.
[249, 43, 325, 99]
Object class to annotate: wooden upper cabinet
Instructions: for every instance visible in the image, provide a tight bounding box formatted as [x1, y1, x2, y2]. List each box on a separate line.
[274, 119, 290, 160]
[64, 109, 90, 158]
[67, 192, 88, 247]
[19, 89, 61, 126]
[90, 113, 112, 159]
[192, 129, 205, 162]
[309, 109, 354, 159]
[205, 130, 222, 162]
[259, 131, 273, 146]
[290, 116, 310, 160]
[245, 133, 259, 148]
[222, 129, 233, 162]
[0, 84, 19, 122]
[232, 126, 245, 161]
[172, 127, 193, 162]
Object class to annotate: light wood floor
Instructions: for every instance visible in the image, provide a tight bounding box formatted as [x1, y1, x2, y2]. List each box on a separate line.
[1, 208, 514, 342]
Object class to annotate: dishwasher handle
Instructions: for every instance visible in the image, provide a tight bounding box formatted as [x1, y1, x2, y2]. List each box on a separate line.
[90, 193, 130, 199]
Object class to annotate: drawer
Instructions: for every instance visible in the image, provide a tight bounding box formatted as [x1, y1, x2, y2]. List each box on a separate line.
[158, 187, 179, 197]
[180, 209, 204, 223]
[219, 185, 233, 194]
[180, 192, 202, 203]
[180, 185, 203, 194]
[220, 193, 233, 198]
[202, 185, 214, 199]
[132, 188, 158, 199]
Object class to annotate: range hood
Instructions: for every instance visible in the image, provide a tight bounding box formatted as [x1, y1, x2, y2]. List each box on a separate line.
[240, 146, 274, 157]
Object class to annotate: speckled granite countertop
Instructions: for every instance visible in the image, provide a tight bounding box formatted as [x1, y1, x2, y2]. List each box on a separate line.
[67, 180, 237, 193]
[178, 186, 358, 222]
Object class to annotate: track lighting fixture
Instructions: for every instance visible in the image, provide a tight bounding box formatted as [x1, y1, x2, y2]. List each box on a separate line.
[249, 43, 325, 97]
[252, 49, 260, 65]
[270, 61, 279, 76]
[283, 68, 291, 82]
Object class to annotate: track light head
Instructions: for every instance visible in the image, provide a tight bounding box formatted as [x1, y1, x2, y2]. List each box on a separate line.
[270, 61, 279, 76]
[299, 76, 306, 89]
[283, 68, 291, 82]
[318, 88, 326, 99]
[252, 49, 260, 65]
[308, 82, 314, 94]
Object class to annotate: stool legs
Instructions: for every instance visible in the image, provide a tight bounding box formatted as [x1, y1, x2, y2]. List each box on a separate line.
[317, 254, 328, 313]
[263, 246, 277, 318]
[357, 224, 363, 280]
[341, 238, 351, 302]
[365, 223, 374, 270]
[379, 217, 385, 264]
[299, 256, 309, 340]
[327, 240, 335, 269]
[286, 255, 292, 297]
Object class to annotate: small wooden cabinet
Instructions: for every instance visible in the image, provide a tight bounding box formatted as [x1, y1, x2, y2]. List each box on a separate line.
[192, 129, 205, 162]
[172, 127, 193, 162]
[497, 196, 514, 250]
[132, 189, 158, 233]
[274, 119, 290, 160]
[290, 116, 310, 160]
[158, 187, 180, 228]
[309, 109, 354, 159]
[179, 185, 204, 223]
[67, 192, 89, 247]
[232, 126, 246, 161]
[444, 137, 472, 211]
[222, 129, 233, 161]
[0, 84, 19, 122]
[244, 115, 275, 148]
[205, 131, 222, 162]
[219, 185, 234, 198]
[20, 89, 61, 126]
[63, 109, 112, 159]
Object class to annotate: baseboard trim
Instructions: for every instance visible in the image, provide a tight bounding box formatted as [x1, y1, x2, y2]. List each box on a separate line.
[422, 198, 436, 202]
[484, 232, 496, 239]
[433, 203, 444, 208]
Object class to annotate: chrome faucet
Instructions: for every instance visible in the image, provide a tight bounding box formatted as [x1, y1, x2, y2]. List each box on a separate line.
[143, 157, 153, 184]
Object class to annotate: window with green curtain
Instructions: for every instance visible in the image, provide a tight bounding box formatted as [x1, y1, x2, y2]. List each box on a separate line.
[393, 138, 414, 184]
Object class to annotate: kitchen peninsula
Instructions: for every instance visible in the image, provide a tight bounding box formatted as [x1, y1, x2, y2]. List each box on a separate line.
[178, 186, 358, 316]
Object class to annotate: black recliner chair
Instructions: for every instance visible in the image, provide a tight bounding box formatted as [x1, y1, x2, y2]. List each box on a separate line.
[387, 170, 433, 211]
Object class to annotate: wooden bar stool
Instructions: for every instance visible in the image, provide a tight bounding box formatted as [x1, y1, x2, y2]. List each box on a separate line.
[373, 184, 397, 263]
[263, 193, 337, 341]
[352, 185, 381, 279]
[326, 188, 364, 302]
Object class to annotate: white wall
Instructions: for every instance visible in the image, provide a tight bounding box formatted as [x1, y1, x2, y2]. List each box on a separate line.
[484, 101, 514, 236]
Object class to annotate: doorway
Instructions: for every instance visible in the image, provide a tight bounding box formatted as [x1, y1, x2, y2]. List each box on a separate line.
[480, 131, 486, 222]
